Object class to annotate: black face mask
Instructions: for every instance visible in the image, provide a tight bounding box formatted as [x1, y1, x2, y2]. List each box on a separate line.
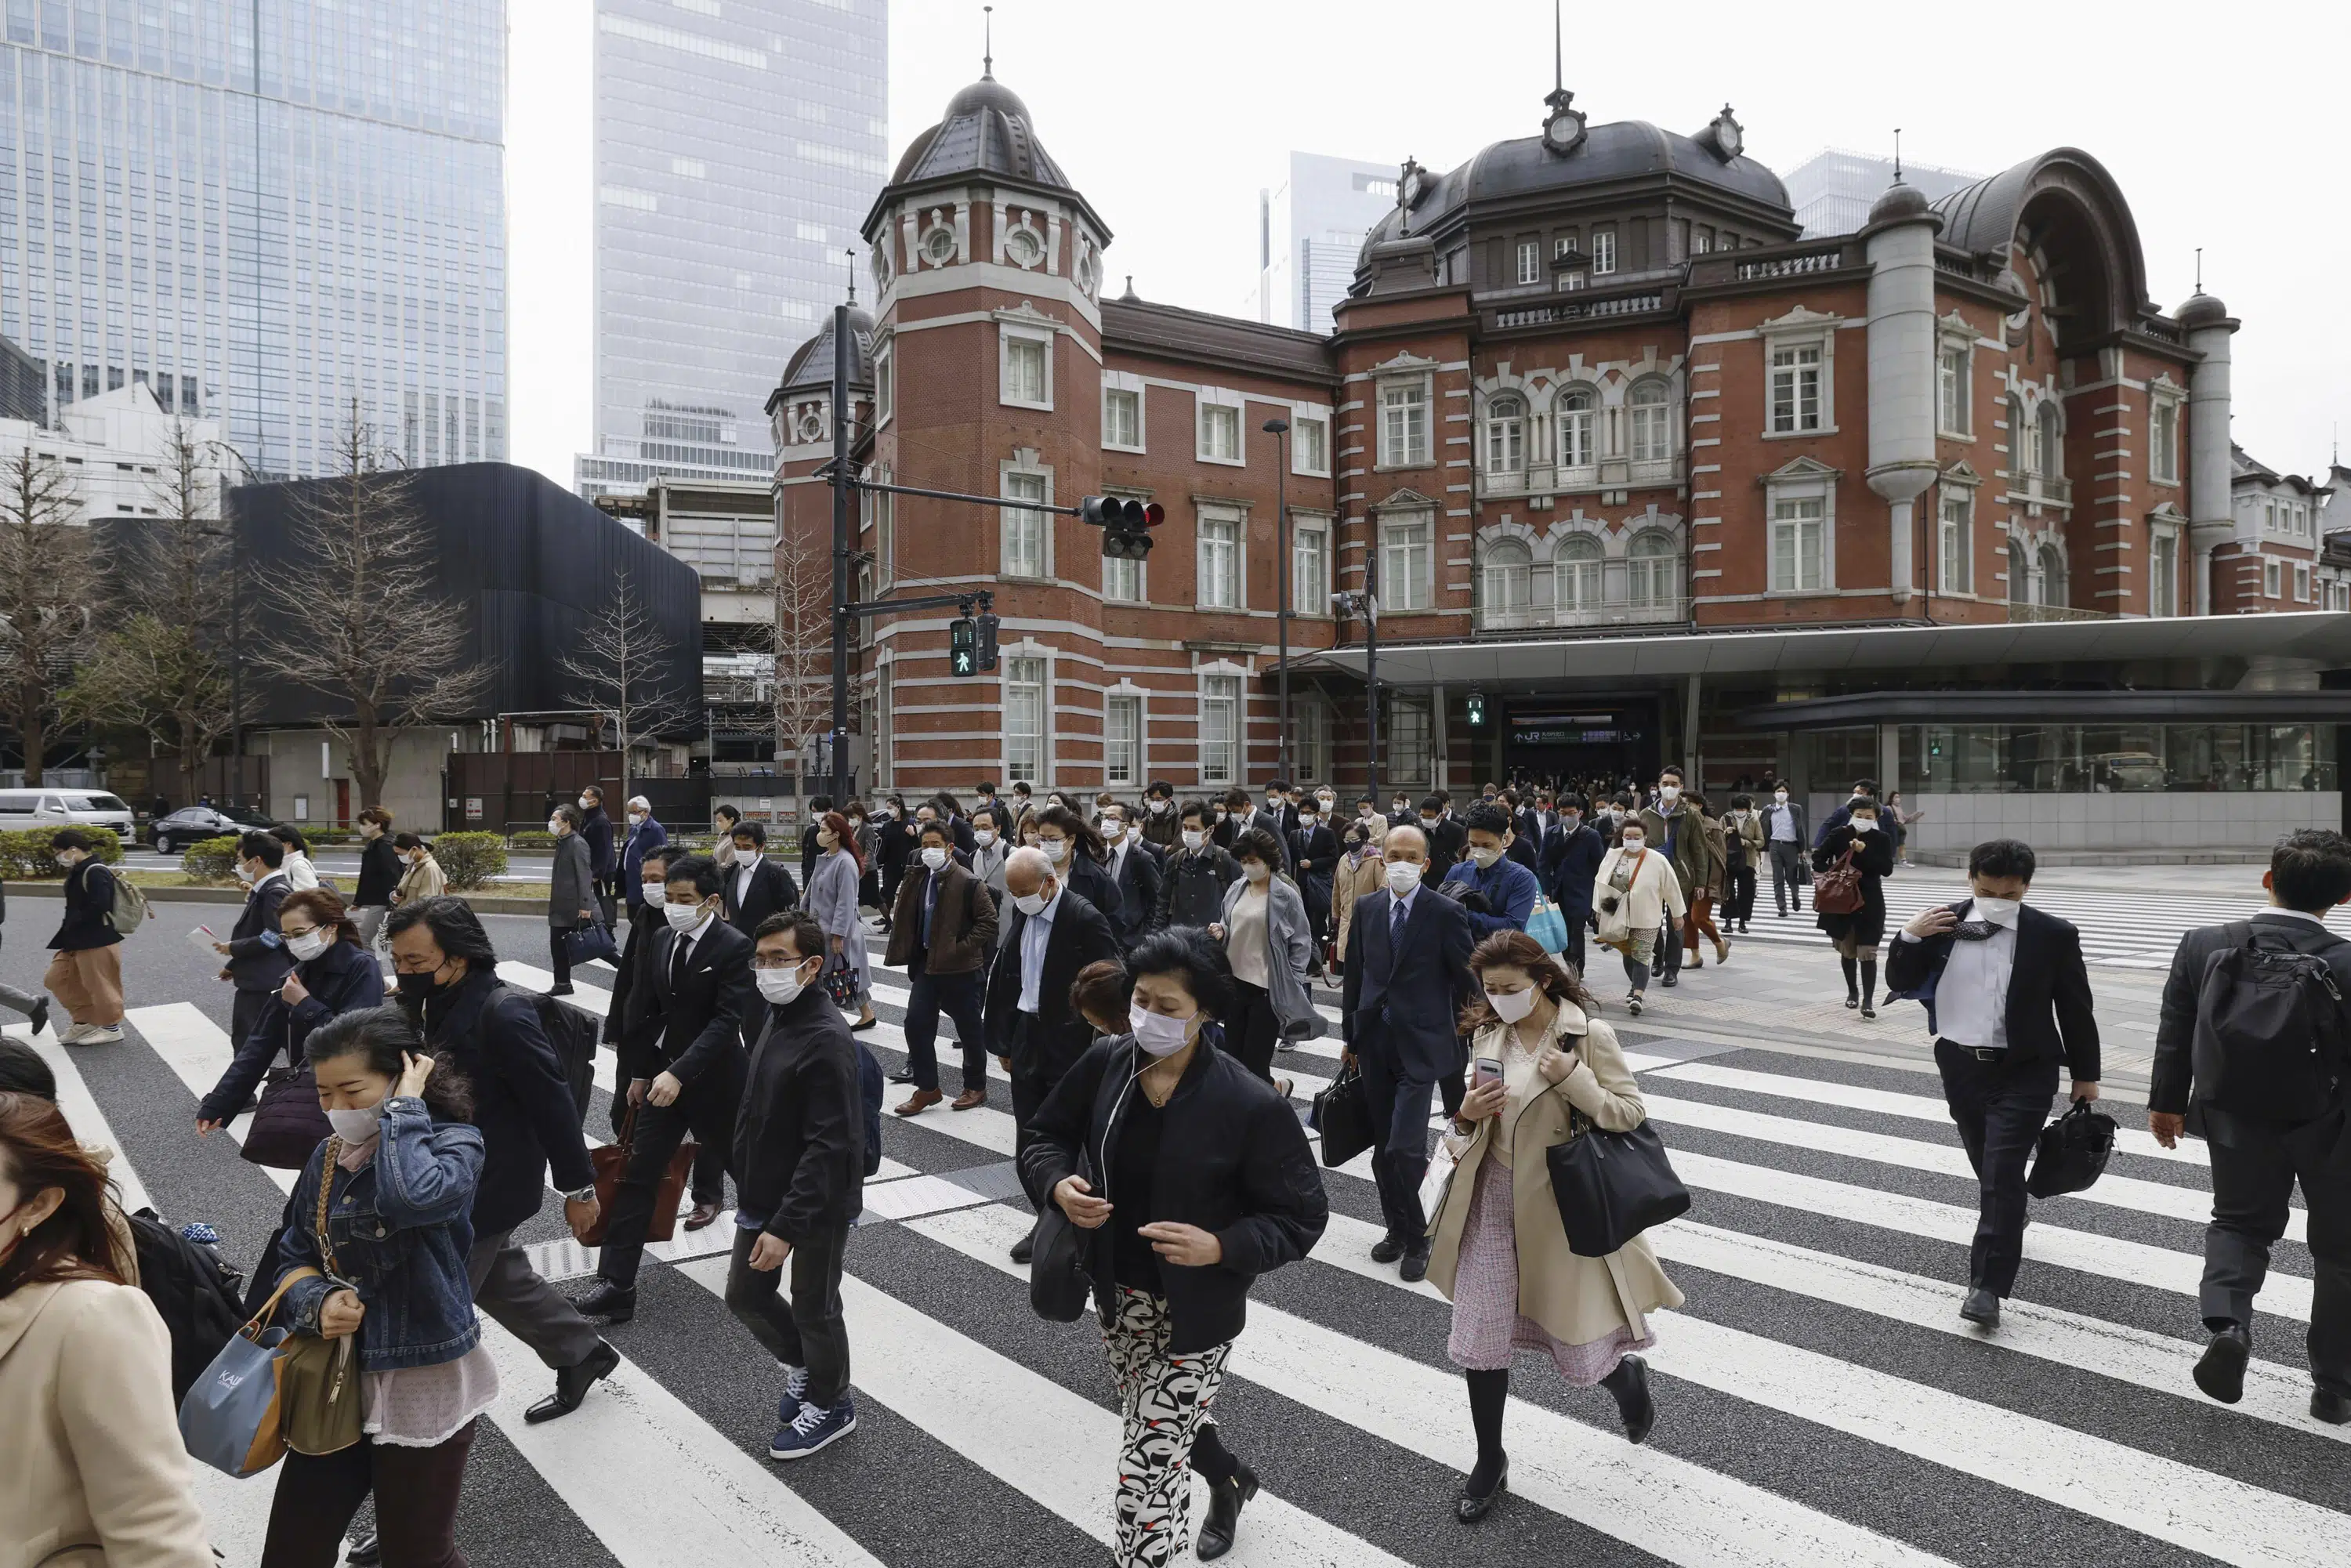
[395, 970, 439, 1000]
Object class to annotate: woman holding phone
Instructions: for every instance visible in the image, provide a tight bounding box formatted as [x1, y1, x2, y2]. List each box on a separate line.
[1425, 930, 1680, 1525]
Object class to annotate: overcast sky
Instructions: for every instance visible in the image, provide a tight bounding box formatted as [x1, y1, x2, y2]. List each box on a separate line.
[508, 0, 2346, 487]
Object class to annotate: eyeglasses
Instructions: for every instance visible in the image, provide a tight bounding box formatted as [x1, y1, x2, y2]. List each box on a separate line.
[281, 925, 319, 941]
[751, 955, 811, 971]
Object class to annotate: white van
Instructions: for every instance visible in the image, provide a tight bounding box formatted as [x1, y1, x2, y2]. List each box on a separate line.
[0, 788, 137, 842]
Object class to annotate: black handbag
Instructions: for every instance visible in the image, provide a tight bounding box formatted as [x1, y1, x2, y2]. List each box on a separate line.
[1312, 1057, 1377, 1168]
[1027, 1150, 1096, 1324]
[2026, 1098, 2117, 1199]
[824, 955, 860, 1008]
[240, 1019, 332, 1172]
[1545, 1106, 1690, 1258]
[564, 918, 619, 968]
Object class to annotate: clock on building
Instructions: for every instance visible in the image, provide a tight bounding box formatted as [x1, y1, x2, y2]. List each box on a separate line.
[1541, 88, 1586, 155]
[1707, 105, 1743, 161]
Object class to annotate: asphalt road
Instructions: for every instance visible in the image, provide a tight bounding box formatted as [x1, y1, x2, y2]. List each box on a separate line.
[21, 906, 2346, 1568]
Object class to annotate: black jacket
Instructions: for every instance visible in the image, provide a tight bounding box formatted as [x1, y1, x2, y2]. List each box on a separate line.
[984, 889, 1121, 1082]
[1886, 900, 2100, 1082]
[1215, 809, 1291, 871]
[620, 918, 757, 1088]
[1105, 840, 1163, 940]
[415, 967, 597, 1237]
[1340, 885, 1476, 1082]
[876, 816, 918, 874]
[799, 823, 824, 889]
[1502, 833, 1540, 874]
[2151, 910, 2351, 1124]
[223, 873, 294, 990]
[1418, 817, 1468, 886]
[49, 860, 121, 951]
[1158, 846, 1241, 931]
[722, 856, 801, 935]
[1542, 823, 1606, 919]
[1021, 1034, 1327, 1353]
[198, 938, 386, 1123]
[580, 806, 617, 878]
[734, 988, 866, 1241]
[1064, 853, 1123, 940]
[1286, 824, 1339, 882]
[355, 836, 402, 907]
[1810, 825, 1896, 947]
[603, 908, 659, 1046]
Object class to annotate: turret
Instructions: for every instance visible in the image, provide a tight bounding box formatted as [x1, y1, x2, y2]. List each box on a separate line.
[2177, 291, 2237, 615]
[1862, 181, 1942, 609]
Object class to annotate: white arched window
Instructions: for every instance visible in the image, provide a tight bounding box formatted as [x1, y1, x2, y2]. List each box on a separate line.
[2036, 403, 2063, 477]
[1555, 533, 1603, 614]
[2008, 538, 2030, 603]
[1480, 537, 1533, 620]
[2009, 395, 2030, 473]
[1628, 380, 1674, 465]
[1556, 387, 1597, 473]
[1483, 393, 1526, 474]
[2038, 542, 2067, 608]
[1628, 530, 1677, 610]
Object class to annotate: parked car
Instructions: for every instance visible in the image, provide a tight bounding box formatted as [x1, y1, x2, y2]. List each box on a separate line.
[146, 804, 280, 855]
[0, 788, 136, 842]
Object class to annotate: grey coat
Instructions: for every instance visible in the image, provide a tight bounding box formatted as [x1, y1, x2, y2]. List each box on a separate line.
[805, 848, 870, 983]
[549, 831, 595, 928]
[1220, 875, 1327, 1043]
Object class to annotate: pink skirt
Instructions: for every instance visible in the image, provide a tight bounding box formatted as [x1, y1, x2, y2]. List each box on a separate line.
[1446, 1155, 1650, 1386]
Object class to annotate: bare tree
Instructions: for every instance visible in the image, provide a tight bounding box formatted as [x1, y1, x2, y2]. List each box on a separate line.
[768, 512, 835, 792]
[0, 443, 95, 784]
[556, 574, 689, 802]
[247, 409, 486, 809]
[64, 422, 241, 802]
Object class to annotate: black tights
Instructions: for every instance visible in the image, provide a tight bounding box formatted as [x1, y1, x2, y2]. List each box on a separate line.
[1839, 954, 1878, 1006]
[1191, 1420, 1240, 1486]
[1465, 1368, 1509, 1494]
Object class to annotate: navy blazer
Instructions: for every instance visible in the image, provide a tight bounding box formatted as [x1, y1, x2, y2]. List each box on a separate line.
[1107, 840, 1163, 940]
[722, 856, 801, 935]
[619, 814, 668, 907]
[1543, 823, 1606, 918]
[1339, 885, 1475, 1083]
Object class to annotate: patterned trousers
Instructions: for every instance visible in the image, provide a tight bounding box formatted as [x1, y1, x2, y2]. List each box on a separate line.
[1101, 1287, 1233, 1567]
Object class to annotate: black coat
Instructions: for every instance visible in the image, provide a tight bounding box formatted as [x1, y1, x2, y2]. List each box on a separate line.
[1502, 833, 1540, 874]
[197, 938, 386, 1124]
[1021, 1034, 1327, 1353]
[1065, 853, 1122, 940]
[49, 860, 121, 951]
[734, 989, 866, 1242]
[984, 889, 1121, 1082]
[2150, 910, 2342, 1123]
[223, 873, 294, 990]
[876, 816, 918, 874]
[619, 918, 757, 1088]
[415, 968, 596, 1237]
[799, 824, 824, 889]
[1810, 825, 1896, 947]
[722, 856, 801, 935]
[603, 907, 659, 1046]
[580, 806, 617, 878]
[355, 836, 402, 906]
[1287, 824, 1339, 882]
[1158, 846, 1241, 931]
[1418, 817, 1468, 886]
[1340, 885, 1476, 1082]
[1886, 900, 2099, 1081]
[1542, 824, 1606, 919]
[1105, 841, 1164, 941]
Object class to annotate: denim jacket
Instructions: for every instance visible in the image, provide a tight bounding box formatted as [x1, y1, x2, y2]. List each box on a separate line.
[276, 1096, 486, 1371]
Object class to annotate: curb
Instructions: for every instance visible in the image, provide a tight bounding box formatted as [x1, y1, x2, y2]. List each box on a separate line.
[3, 882, 544, 918]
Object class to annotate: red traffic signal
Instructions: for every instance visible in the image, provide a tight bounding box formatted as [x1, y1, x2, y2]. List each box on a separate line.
[1082, 496, 1163, 559]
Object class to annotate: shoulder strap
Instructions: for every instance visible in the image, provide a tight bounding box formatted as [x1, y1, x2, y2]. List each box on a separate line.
[313, 1141, 342, 1278]
[244, 1265, 323, 1333]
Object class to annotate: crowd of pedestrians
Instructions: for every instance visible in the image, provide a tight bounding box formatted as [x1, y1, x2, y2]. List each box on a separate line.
[7, 784, 2351, 1568]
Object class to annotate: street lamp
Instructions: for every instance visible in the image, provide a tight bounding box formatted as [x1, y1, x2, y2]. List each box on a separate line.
[204, 440, 256, 809]
[1262, 417, 1291, 783]
[1333, 587, 1379, 809]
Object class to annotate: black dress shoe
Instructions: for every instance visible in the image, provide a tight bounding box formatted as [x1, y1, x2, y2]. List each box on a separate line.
[2313, 1389, 2351, 1425]
[1659, 974, 1678, 989]
[1194, 1464, 1258, 1560]
[574, 1280, 636, 1323]
[344, 1532, 379, 1566]
[2193, 1325, 2251, 1405]
[549, 983, 575, 997]
[1370, 1234, 1405, 1265]
[28, 996, 49, 1037]
[524, 1339, 620, 1425]
[1603, 1353, 1655, 1444]
[1959, 1286, 2000, 1328]
[1455, 1455, 1508, 1523]
[1399, 1240, 1433, 1284]
[1009, 1232, 1034, 1265]
[886, 1067, 915, 1085]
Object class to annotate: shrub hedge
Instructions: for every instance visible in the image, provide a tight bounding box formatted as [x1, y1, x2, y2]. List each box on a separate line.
[179, 835, 243, 882]
[433, 831, 509, 891]
[0, 828, 126, 881]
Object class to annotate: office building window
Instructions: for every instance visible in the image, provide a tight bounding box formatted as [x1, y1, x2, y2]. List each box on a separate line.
[1628, 381, 1672, 464]
[1515, 241, 1541, 285]
[1201, 675, 1240, 784]
[1199, 400, 1241, 463]
[1769, 342, 1824, 433]
[1379, 381, 1429, 468]
[2296, 563, 2312, 602]
[1628, 531, 1676, 610]
[1005, 657, 1048, 782]
[1939, 491, 1973, 595]
[1104, 694, 1142, 786]
[1293, 415, 1329, 476]
[1001, 329, 1051, 408]
[1770, 495, 1826, 591]
[2151, 397, 2180, 485]
[1294, 700, 1331, 785]
[1556, 534, 1602, 611]
[1590, 228, 1617, 274]
[1380, 517, 1433, 610]
[1198, 512, 1241, 608]
[2150, 529, 2179, 616]
[1103, 546, 1144, 603]
[1387, 693, 1433, 786]
[1002, 470, 1049, 578]
[1937, 344, 1970, 436]
[875, 345, 893, 424]
[1557, 388, 1596, 471]
[1103, 387, 1141, 450]
[1483, 394, 1526, 473]
[1292, 520, 1328, 615]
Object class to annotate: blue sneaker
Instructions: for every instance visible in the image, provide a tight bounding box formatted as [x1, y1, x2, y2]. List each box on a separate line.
[773, 1363, 810, 1423]
[769, 1392, 856, 1461]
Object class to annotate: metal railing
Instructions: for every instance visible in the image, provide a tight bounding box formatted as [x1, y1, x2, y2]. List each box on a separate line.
[1628, 456, 1681, 486]
[1735, 248, 1843, 281]
[1494, 292, 1666, 329]
[2006, 603, 2109, 625]
[1474, 597, 1689, 632]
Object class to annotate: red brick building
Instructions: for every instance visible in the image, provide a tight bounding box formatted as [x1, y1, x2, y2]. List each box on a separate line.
[767, 71, 2349, 860]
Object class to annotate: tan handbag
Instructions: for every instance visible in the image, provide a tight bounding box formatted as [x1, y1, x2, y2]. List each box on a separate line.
[281, 1139, 365, 1456]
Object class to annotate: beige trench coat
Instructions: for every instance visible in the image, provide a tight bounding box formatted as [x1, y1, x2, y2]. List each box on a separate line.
[1425, 1002, 1684, 1346]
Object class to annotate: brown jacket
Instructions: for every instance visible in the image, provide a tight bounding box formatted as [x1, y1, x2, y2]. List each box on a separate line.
[882, 859, 998, 976]
[1426, 1005, 1683, 1346]
[1331, 845, 1386, 967]
[0, 1279, 213, 1568]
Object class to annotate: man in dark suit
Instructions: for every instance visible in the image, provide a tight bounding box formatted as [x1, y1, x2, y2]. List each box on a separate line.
[612, 844, 727, 1230]
[2150, 829, 2351, 1423]
[886, 817, 998, 1116]
[1541, 792, 1607, 977]
[797, 796, 831, 889]
[1341, 821, 1476, 1282]
[216, 831, 295, 1054]
[723, 821, 802, 933]
[1099, 802, 1164, 938]
[984, 845, 1119, 1262]
[579, 784, 618, 925]
[1886, 837, 2098, 1329]
[1215, 787, 1290, 872]
[578, 853, 759, 1319]
[1414, 794, 1467, 888]
[1759, 781, 1809, 916]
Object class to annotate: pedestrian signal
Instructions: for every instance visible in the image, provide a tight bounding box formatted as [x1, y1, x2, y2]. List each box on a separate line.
[948, 617, 977, 677]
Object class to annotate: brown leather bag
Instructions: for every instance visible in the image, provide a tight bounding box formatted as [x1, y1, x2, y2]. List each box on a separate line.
[1812, 843, 1864, 916]
[581, 1106, 697, 1246]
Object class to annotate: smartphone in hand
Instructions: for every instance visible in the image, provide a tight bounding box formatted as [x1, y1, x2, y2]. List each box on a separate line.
[1473, 1056, 1504, 1088]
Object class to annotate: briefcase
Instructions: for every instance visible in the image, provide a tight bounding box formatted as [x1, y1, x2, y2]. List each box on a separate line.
[1545, 1106, 1690, 1258]
[580, 1106, 697, 1246]
[2025, 1098, 2117, 1199]
[1312, 1057, 1377, 1168]
[564, 918, 620, 969]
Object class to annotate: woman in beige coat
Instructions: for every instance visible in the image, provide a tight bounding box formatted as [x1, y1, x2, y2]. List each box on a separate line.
[1590, 819, 1687, 1016]
[0, 1091, 212, 1568]
[1328, 820, 1386, 978]
[1426, 930, 1683, 1523]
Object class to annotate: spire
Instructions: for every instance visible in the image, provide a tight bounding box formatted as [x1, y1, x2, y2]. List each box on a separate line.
[1893, 127, 1904, 183]
[844, 247, 857, 306]
[982, 4, 993, 80]
[2195, 246, 2204, 294]
[1552, 0, 1562, 99]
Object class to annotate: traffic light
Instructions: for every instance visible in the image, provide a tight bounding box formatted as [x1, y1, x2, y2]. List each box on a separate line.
[1465, 690, 1487, 729]
[1081, 495, 1165, 559]
[948, 616, 976, 677]
[975, 610, 999, 671]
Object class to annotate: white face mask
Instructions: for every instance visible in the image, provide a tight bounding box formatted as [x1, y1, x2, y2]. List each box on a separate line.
[1972, 895, 2022, 922]
[1386, 860, 1422, 896]
[1242, 860, 1270, 883]
[1128, 1001, 1196, 1058]
[920, 846, 948, 871]
[1621, 835, 1646, 850]
[1102, 820, 1123, 838]
[547, 818, 564, 835]
[325, 1102, 383, 1143]
[578, 796, 593, 810]
[1041, 837, 1070, 863]
[975, 828, 998, 847]
[1299, 813, 1318, 827]
[1485, 986, 1538, 1023]
[287, 930, 331, 963]
[664, 899, 708, 932]
[1317, 795, 1335, 809]
[1469, 846, 1502, 869]
[640, 881, 664, 902]
[755, 964, 811, 1005]
[627, 811, 646, 826]
[817, 831, 837, 849]
[1849, 817, 1878, 834]
[1658, 785, 1680, 804]
[235, 862, 256, 883]
[1012, 889, 1049, 915]
[1181, 829, 1204, 850]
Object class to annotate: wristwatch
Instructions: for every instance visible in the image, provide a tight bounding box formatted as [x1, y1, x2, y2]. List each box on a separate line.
[560, 1184, 598, 1204]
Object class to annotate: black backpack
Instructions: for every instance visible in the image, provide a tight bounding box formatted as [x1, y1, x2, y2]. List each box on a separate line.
[125, 1209, 248, 1403]
[855, 1040, 884, 1179]
[526, 990, 604, 1120]
[2193, 925, 2351, 1118]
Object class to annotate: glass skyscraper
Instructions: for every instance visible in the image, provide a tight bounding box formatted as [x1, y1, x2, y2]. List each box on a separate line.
[574, 0, 886, 498]
[0, 1, 505, 480]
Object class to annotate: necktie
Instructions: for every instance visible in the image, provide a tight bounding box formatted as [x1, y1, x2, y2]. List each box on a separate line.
[670, 930, 691, 994]
[1390, 894, 1409, 956]
[1954, 920, 1999, 942]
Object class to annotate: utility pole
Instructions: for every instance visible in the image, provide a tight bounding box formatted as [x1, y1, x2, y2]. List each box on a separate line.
[828, 301, 852, 802]
[1263, 418, 1291, 781]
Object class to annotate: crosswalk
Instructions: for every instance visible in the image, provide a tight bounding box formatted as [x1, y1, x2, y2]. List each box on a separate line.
[38, 947, 2345, 1568]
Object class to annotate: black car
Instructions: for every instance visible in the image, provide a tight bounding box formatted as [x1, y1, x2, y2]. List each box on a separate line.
[147, 804, 280, 855]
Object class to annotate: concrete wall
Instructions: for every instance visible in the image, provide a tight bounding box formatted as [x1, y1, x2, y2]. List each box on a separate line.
[251, 728, 466, 835]
[1905, 790, 2338, 862]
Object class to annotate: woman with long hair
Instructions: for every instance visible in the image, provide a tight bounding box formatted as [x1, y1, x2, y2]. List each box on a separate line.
[0, 1092, 212, 1566]
[805, 810, 877, 1030]
[1427, 932, 1680, 1523]
[197, 887, 392, 1139]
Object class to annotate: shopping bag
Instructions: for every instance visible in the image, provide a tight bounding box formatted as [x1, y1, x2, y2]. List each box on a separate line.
[1526, 896, 1570, 954]
[176, 1267, 320, 1477]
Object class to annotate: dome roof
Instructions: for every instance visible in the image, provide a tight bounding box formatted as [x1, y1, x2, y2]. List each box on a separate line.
[770, 305, 875, 406]
[1360, 118, 1791, 260]
[2175, 291, 2230, 328]
[888, 72, 1071, 193]
[1867, 180, 1933, 225]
